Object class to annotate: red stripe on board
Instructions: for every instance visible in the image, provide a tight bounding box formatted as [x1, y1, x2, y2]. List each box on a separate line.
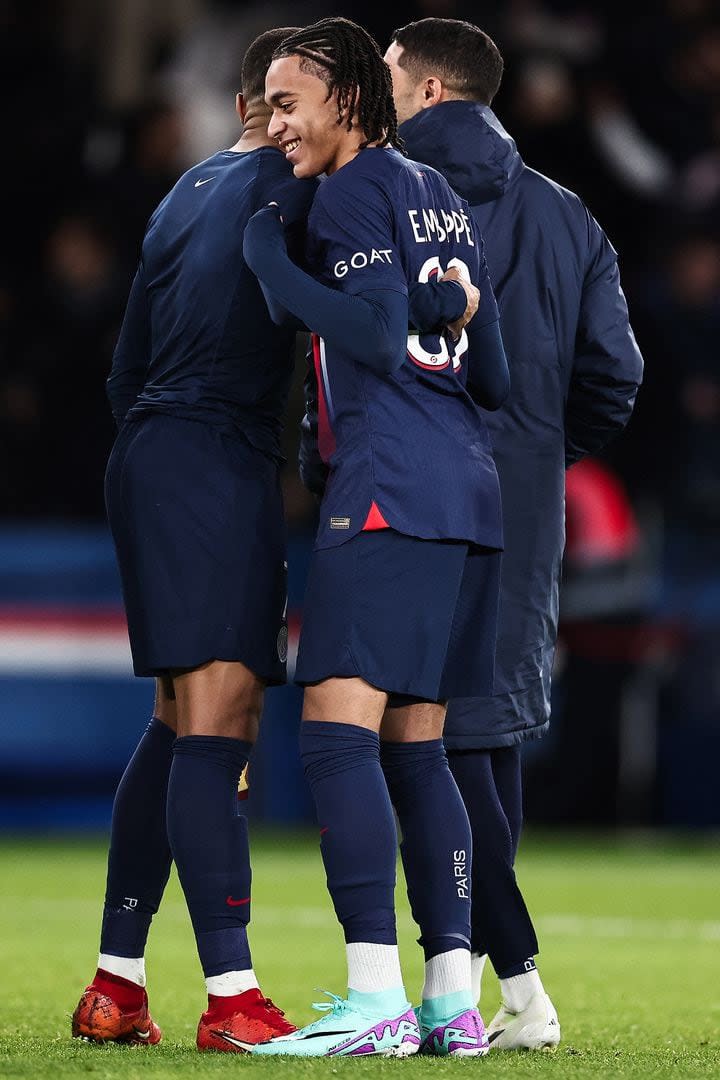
[0, 607, 129, 632]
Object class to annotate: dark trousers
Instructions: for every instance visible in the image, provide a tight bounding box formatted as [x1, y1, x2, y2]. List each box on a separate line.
[447, 746, 538, 976]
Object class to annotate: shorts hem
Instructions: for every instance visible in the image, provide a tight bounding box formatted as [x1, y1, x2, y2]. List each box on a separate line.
[132, 651, 286, 686]
[294, 665, 443, 703]
[443, 721, 550, 750]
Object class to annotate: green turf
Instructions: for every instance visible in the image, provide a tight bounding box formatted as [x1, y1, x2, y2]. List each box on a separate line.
[1, 828, 719, 1078]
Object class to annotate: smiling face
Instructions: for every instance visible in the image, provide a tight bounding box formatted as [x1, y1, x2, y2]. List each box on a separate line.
[266, 54, 363, 178]
[383, 42, 427, 126]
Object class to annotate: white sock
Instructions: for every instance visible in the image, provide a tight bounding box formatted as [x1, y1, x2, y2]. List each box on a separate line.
[471, 952, 488, 1004]
[422, 948, 472, 1000]
[98, 953, 146, 987]
[500, 968, 543, 1013]
[346, 942, 404, 993]
[206, 969, 259, 996]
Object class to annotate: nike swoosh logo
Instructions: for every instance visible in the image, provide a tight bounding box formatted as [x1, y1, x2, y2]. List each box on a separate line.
[133, 1028, 152, 1040]
[487, 1029, 504, 1044]
[226, 895, 251, 906]
[296, 1030, 356, 1039]
[212, 1030, 254, 1051]
[195, 177, 216, 187]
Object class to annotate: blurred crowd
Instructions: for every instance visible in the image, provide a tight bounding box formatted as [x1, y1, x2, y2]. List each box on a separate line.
[1, 0, 719, 541]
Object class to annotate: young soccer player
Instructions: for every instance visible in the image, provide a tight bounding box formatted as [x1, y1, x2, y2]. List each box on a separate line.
[242, 17, 510, 1058]
[70, 27, 317, 1054]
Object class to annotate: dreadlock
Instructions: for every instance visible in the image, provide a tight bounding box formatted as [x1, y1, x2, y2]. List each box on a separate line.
[272, 17, 404, 153]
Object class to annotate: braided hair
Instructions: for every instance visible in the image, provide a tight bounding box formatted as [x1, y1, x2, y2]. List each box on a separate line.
[272, 17, 404, 152]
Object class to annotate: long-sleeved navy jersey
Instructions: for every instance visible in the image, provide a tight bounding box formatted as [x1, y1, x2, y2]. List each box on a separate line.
[107, 146, 318, 460]
[244, 146, 509, 551]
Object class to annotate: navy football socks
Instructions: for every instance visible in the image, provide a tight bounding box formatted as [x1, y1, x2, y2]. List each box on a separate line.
[381, 739, 472, 959]
[300, 721, 398, 945]
[167, 735, 253, 977]
[100, 717, 175, 958]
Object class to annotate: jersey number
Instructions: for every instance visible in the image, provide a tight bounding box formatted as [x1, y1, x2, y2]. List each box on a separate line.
[407, 257, 471, 372]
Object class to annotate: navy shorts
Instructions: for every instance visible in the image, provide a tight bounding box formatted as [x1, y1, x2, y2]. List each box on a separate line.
[295, 530, 501, 703]
[105, 414, 288, 683]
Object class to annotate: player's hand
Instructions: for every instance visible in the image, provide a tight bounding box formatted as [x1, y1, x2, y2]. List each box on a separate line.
[441, 266, 479, 342]
[243, 203, 287, 273]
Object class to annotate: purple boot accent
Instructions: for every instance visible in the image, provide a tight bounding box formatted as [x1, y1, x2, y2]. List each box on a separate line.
[332, 1009, 421, 1056]
[420, 1007, 489, 1056]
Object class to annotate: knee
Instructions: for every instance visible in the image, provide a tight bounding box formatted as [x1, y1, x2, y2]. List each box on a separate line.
[211, 690, 262, 741]
[380, 738, 447, 798]
[175, 677, 263, 741]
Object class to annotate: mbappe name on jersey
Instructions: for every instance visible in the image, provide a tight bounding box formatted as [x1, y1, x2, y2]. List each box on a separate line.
[408, 207, 474, 247]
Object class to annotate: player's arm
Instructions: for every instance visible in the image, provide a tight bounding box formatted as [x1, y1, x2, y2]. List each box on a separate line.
[565, 210, 644, 467]
[252, 168, 316, 331]
[106, 262, 151, 426]
[464, 316, 510, 411]
[460, 236, 510, 410]
[406, 268, 507, 408]
[407, 276, 471, 334]
[259, 289, 307, 331]
[243, 205, 407, 374]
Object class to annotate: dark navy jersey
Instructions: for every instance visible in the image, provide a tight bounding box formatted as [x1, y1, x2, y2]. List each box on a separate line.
[107, 147, 318, 459]
[305, 148, 503, 551]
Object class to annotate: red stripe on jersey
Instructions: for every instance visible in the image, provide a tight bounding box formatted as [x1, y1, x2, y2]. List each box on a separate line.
[362, 501, 390, 531]
[312, 334, 336, 463]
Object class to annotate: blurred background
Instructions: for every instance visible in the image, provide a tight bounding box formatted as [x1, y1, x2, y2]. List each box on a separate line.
[1, 0, 718, 835]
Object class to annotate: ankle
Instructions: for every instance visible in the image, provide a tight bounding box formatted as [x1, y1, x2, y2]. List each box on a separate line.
[500, 968, 543, 1013]
[205, 987, 262, 1021]
[93, 967, 146, 1010]
[421, 988, 474, 1024]
[347, 986, 409, 1016]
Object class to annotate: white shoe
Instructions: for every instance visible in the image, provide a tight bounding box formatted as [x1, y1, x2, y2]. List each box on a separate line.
[486, 991, 560, 1051]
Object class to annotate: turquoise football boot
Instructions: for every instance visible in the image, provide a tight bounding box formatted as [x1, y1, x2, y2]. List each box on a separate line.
[250, 990, 420, 1057]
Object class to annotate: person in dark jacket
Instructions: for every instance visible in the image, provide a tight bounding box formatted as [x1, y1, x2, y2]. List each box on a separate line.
[382, 16, 644, 1051]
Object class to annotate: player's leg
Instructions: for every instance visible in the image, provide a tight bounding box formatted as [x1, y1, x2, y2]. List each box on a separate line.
[302, 679, 409, 1000]
[468, 746, 560, 1050]
[491, 745, 524, 860]
[256, 676, 419, 1056]
[168, 658, 296, 1052]
[72, 675, 175, 1044]
[79, 416, 291, 1052]
[446, 748, 538, 977]
[439, 544, 558, 1048]
[380, 701, 486, 1057]
[387, 543, 501, 1056]
[254, 533, 434, 1057]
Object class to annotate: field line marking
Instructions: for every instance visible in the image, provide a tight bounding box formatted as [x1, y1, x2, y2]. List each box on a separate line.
[1, 898, 719, 940]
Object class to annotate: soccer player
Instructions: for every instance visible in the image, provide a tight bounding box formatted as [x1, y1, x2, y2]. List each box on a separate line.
[70, 26, 318, 1053]
[242, 16, 510, 1058]
[382, 17, 644, 1050]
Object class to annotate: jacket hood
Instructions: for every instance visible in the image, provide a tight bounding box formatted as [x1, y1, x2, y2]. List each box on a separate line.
[399, 101, 523, 205]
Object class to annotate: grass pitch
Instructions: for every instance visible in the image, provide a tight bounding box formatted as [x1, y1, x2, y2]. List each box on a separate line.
[1, 828, 719, 1078]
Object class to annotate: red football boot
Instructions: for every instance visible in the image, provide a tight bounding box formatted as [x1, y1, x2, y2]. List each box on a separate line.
[197, 987, 297, 1053]
[71, 970, 161, 1045]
